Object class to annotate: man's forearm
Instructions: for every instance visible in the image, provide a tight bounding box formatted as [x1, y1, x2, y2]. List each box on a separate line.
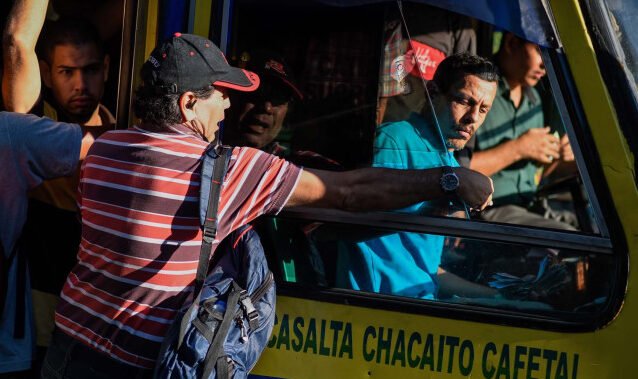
[289, 166, 492, 212]
[339, 167, 446, 211]
[289, 167, 445, 210]
[470, 139, 521, 176]
[2, 0, 48, 112]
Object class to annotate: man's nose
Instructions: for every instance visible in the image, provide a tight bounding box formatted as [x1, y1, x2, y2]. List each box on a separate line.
[73, 71, 88, 92]
[465, 105, 480, 123]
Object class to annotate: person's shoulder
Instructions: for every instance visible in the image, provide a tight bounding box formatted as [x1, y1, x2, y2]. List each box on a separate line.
[527, 86, 542, 106]
[377, 117, 415, 137]
[0, 111, 79, 134]
[229, 145, 300, 173]
[97, 104, 116, 126]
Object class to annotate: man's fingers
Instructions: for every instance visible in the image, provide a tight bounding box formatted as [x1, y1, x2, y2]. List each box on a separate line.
[476, 193, 493, 211]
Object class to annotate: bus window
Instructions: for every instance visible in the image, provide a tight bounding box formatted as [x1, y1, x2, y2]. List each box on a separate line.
[261, 215, 614, 317]
[224, 0, 383, 169]
[224, 0, 617, 327]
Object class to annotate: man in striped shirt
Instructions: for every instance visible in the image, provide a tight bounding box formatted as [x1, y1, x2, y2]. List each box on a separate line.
[42, 34, 495, 378]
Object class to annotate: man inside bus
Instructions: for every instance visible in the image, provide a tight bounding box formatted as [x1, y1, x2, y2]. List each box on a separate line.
[469, 33, 577, 230]
[2, 0, 113, 372]
[224, 49, 340, 170]
[41, 34, 494, 378]
[337, 53, 501, 300]
[224, 50, 340, 285]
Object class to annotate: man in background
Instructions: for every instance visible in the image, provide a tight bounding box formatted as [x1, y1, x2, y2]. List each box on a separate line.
[470, 32, 576, 229]
[225, 50, 340, 170]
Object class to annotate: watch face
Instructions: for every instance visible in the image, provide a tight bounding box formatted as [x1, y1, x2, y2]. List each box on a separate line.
[441, 173, 460, 192]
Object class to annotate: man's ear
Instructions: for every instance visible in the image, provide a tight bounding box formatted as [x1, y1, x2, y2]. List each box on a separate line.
[39, 60, 52, 88]
[179, 92, 197, 122]
[103, 54, 110, 82]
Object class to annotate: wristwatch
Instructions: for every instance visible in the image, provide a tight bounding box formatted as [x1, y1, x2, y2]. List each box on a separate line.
[440, 166, 460, 193]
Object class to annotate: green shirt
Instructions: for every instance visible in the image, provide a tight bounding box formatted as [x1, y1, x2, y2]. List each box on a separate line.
[475, 78, 544, 206]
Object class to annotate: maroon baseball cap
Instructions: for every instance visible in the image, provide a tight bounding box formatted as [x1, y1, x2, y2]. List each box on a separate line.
[141, 33, 260, 94]
[243, 50, 303, 100]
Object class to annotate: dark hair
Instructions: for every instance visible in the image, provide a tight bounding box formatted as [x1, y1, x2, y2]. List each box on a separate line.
[431, 52, 500, 94]
[36, 17, 105, 63]
[133, 86, 214, 127]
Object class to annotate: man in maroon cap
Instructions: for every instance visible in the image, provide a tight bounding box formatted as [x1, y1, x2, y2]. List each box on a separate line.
[225, 50, 340, 169]
[41, 33, 494, 378]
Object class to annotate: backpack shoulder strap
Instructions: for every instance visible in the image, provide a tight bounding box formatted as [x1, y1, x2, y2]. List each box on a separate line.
[195, 145, 232, 296]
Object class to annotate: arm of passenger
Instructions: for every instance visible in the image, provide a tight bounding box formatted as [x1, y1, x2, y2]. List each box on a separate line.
[470, 139, 523, 176]
[436, 267, 499, 299]
[471, 127, 560, 176]
[285, 166, 493, 212]
[2, 0, 48, 113]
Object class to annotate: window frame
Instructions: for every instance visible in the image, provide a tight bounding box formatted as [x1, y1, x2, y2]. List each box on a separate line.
[219, 0, 626, 332]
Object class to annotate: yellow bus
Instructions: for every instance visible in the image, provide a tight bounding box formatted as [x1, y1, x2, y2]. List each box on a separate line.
[118, 0, 638, 379]
[106, 0, 638, 377]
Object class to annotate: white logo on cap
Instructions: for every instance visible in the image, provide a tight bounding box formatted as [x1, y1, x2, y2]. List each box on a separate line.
[148, 56, 161, 68]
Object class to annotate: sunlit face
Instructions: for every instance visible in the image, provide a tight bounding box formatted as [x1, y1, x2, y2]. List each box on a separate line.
[433, 74, 497, 151]
[227, 79, 291, 149]
[512, 41, 546, 88]
[42, 43, 109, 123]
[193, 88, 231, 141]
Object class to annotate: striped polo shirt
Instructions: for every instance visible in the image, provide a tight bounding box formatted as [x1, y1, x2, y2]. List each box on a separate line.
[54, 124, 302, 369]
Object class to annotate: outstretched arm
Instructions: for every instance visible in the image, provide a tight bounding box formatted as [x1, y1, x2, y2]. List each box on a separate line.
[286, 166, 493, 212]
[2, 0, 49, 113]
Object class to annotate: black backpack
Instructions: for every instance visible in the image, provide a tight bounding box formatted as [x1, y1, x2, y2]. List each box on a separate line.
[154, 145, 276, 379]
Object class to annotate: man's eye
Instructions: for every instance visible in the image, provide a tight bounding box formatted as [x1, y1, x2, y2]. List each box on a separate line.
[480, 107, 489, 114]
[454, 97, 470, 106]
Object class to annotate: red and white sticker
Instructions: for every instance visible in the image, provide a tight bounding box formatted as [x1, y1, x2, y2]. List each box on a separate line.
[407, 40, 446, 80]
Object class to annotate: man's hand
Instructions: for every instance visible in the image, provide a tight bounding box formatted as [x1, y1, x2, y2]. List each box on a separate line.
[515, 127, 560, 164]
[455, 167, 493, 211]
[559, 134, 574, 162]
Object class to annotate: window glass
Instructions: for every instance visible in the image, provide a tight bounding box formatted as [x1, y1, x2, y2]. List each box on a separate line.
[259, 216, 614, 317]
[604, 0, 638, 91]
[223, 0, 618, 322]
[226, 0, 602, 234]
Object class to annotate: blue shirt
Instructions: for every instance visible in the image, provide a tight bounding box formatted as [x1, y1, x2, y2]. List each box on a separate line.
[336, 113, 458, 299]
[0, 113, 80, 373]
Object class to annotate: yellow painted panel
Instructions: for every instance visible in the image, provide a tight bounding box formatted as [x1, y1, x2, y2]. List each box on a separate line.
[144, 0, 159, 60]
[193, 0, 213, 38]
[252, 296, 606, 378]
[549, 0, 638, 344]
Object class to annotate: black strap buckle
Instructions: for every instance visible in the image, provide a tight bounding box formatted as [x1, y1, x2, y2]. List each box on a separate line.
[239, 291, 259, 331]
[202, 226, 216, 243]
